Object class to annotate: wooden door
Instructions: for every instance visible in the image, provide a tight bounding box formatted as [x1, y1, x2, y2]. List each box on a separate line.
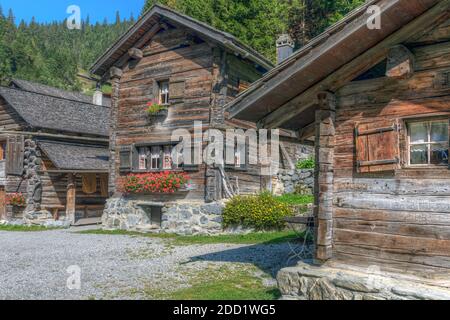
[0, 187, 6, 220]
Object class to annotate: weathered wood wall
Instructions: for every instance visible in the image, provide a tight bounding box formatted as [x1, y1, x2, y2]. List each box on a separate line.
[333, 23, 450, 275]
[114, 24, 268, 200]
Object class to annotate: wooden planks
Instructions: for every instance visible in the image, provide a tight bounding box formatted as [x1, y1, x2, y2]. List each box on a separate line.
[331, 22, 450, 272]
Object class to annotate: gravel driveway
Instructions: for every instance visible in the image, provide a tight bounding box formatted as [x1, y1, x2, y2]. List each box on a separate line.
[0, 227, 292, 300]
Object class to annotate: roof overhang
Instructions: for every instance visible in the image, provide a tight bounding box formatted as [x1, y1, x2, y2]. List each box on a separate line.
[90, 4, 273, 78]
[226, 0, 446, 131]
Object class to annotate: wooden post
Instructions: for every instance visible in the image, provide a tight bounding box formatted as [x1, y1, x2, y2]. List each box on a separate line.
[314, 92, 336, 264]
[109, 67, 123, 196]
[66, 173, 76, 225]
[205, 48, 227, 202]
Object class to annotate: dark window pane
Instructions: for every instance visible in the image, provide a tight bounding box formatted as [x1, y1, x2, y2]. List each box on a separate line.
[410, 144, 428, 165]
[430, 144, 449, 165]
[409, 122, 428, 143]
[431, 121, 448, 142]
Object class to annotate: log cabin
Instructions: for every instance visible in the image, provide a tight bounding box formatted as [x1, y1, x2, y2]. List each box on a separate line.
[226, 0, 450, 299]
[89, 4, 309, 234]
[0, 79, 109, 226]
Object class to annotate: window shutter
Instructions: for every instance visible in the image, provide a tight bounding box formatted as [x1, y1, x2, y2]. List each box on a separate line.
[6, 135, 24, 176]
[169, 78, 185, 103]
[119, 145, 132, 172]
[131, 144, 139, 170]
[355, 120, 400, 173]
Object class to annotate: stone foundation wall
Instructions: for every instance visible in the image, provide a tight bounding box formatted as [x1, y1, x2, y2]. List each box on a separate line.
[273, 169, 314, 195]
[278, 262, 450, 300]
[102, 197, 227, 235]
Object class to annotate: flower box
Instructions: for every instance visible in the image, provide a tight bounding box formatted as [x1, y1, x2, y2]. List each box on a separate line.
[146, 103, 169, 118]
[121, 171, 190, 194]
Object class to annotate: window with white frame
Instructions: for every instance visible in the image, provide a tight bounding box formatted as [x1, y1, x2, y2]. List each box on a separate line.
[163, 146, 173, 170]
[407, 119, 449, 166]
[159, 81, 170, 105]
[150, 146, 162, 170]
[138, 147, 149, 170]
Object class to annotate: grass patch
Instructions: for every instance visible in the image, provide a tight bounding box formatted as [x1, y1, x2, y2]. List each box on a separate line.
[169, 269, 280, 300]
[276, 194, 314, 206]
[128, 265, 281, 300]
[77, 229, 299, 245]
[0, 224, 55, 232]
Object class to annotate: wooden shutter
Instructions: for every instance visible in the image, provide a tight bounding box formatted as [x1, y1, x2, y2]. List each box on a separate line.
[119, 145, 133, 172]
[355, 120, 400, 173]
[169, 78, 185, 103]
[6, 135, 24, 176]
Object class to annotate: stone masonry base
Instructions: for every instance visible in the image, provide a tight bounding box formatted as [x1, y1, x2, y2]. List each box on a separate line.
[277, 262, 450, 300]
[102, 197, 229, 235]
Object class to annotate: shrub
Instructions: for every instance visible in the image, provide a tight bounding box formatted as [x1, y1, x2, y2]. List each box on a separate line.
[223, 192, 293, 230]
[6, 193, 26, 207]
[296, 157, 315, 169]
[121, 172, 189, 194]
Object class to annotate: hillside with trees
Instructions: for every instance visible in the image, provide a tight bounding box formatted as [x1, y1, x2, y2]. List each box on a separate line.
[0, 7, 134, 91]
[0, 1, 364, 92]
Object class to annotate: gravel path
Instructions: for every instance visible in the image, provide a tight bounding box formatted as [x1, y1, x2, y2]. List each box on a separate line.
[0, 227, 292, 300]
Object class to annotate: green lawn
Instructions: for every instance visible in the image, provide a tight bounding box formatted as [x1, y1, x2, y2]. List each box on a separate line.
[169, 269, 280, 300]
[77, 229, 300, 245]
[126, 265, 281, 300]
[276, 194, 314, 205]
[0, 224, 54, 232]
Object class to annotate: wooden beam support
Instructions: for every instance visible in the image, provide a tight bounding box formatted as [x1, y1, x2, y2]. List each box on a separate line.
[109, 67, 123, 196]
[66, 173, 76, 225]
[298, 121, 316, 142]
[314, 92, 336, 264]
[386, 45, 414, 79]
[128, 48, 143, 60]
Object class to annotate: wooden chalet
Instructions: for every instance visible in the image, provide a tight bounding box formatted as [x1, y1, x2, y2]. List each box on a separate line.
[0, 79, 109, 226]
[90, 4, 276, 213]
[227, 0, 450, 284]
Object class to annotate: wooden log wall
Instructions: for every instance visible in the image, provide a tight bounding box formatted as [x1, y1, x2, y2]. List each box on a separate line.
[333, 24, 450, 276]
[114, 24, 269, 200]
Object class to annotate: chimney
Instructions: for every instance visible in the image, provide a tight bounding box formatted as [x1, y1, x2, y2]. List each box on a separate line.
[276, 34, 294, 64]
[93, 83, 103, 106]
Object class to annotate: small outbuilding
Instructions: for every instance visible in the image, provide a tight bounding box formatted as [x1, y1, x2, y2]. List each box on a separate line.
[0, 80, 110, 226]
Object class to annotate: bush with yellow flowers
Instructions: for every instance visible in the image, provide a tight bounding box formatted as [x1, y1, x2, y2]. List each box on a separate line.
[223, 191, 294, 230]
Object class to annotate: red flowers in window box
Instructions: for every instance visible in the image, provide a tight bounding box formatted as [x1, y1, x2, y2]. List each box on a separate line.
[121, 171, 189, 194]
[6, 193, 26, 207]
[145, 102, 168, 116]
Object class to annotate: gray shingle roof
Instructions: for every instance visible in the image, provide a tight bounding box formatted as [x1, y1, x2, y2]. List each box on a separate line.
[0, 86, 109, 137]
[39, 141, 109, 171]
[11, 79, 111, 107]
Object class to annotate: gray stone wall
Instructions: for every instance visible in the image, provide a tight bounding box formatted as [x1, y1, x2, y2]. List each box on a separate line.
[274, 168, 314, 195]
[102, 197, 226, 235]
[278, 262, 450, 300]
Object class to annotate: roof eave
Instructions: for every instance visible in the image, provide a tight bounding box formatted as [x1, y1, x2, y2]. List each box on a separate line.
[90, 4, 273, 77]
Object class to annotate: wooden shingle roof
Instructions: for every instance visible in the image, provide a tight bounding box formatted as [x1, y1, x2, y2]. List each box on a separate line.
[0, 86, 109, 137]
[226, 0, 443, 130]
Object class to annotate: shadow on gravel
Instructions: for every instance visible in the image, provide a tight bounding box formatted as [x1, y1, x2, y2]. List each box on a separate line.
[187, 243, 299, 278]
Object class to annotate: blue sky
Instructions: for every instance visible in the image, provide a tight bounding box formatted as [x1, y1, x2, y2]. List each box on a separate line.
[0, 0, 146, 24]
